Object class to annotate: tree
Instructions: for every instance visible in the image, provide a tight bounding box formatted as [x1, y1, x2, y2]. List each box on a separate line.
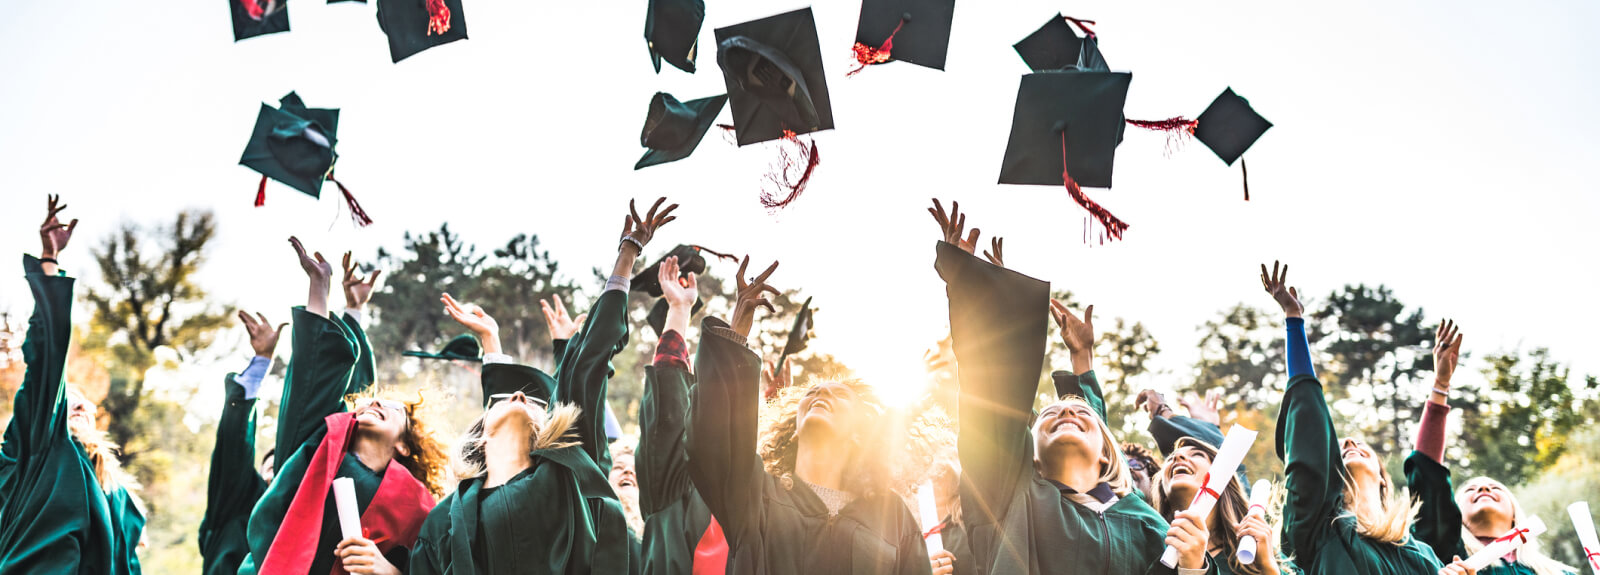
[1453, 349, 1600, 486]
[1042, 290, 1163, 442]
[1308, 284, 1430, 459]
[1191, 304, 1286, 407]
[80, 210, 231, 467]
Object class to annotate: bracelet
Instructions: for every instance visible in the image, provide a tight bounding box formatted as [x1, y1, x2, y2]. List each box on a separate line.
[1431, 387, 1450, 397]
[619, 236, 644, 253]
[39, 257, 58, 265]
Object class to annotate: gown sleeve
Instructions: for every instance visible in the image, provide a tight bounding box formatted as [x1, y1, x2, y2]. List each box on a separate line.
[553, 289, 630, 469]
[337, 311, 376, 396]
[1051, 370, 1107, 422]
[638, 330, 695, 516]
[5, 255, 74, 465]
[937, 241, 1050, 530]
[1147, 415, 1225, 458]
[273, 307, 359, 467]
[1405, 401, 1464, 564]
[686, 317, 765, 542]
[1274, 316, 1341, 569]
[199, 372, 266, 556]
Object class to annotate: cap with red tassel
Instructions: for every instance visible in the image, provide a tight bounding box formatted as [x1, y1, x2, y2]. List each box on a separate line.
[326, 175, 374, 227]
[1060, 131, 1128, 241]
[849, 15, 905, 76]
[425, 0, 452, 35]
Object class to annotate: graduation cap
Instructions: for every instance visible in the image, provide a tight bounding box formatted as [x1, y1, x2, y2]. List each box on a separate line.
[636, 92, 728, 170]
[849, 0, 956, 75]
[1193, 88, 1272, 200]
[775, 296, 813, 371]
[230, 0, 290, 42]
[480, 363, 556, 407]
[646, 297, 704, 338]
[630, 244, 735, 296]
[645, 0, 705, 73]
[999, 71, 1133, 240]
[376, 0, 467, 63]
[239, 92, 373, 226]
[714, 7, 834, 146]
[404, 333, 482, 362]
[1013, 14, 1108, 73]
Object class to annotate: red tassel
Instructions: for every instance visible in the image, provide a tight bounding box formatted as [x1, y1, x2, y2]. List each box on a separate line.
[254, 175, 268, 207]
[327, 177, 374, 227]
[692, 245, 741, 264]
[1063, 15, 1097, 38]
[1126, 116, 1198, 155]
[1240, 157, 1250, 201]
[425, 0, 451, 35]
[760, 130, 820, 211]
[848, 18, 906, 77]
[1061, 132, 1128, 241]
[239, 0, 265, 20]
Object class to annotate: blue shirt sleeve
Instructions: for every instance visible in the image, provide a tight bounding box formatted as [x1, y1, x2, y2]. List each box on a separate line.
[1286, 317, 1316, 379]
[234, 356, 272, 399]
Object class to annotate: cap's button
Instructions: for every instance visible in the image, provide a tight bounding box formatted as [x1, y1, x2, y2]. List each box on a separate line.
[1052, 120, 1068, 133]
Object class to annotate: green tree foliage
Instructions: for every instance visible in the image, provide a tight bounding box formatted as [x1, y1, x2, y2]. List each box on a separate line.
[1308, 284, 1430, 459]
[1189, 303, 1289, 479]
[1514, 425, 1600, 569]
[1453, 349, 1600, 486]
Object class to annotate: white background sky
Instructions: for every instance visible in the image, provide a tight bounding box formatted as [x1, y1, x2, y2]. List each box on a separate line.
[2, 0, 1597, 410]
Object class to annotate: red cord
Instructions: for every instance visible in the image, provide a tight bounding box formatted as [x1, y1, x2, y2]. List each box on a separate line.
[327, 176, 374, 227]
[1063, 15, 1097, 38]
[849, 18, 906, 77]
[425, 0, 451, 35]
[760, 131, 819, 210]
[254, 175, 268, 207]
[239, 0, 264, 20]
[1060, 132, 1128, 240]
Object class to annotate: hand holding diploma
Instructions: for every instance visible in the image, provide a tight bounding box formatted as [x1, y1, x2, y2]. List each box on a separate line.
[1236, 479, 1274, 564]
[1161, 425, 1259, 568]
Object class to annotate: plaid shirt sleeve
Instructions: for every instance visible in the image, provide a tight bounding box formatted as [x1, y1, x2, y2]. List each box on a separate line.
[653, 329, 691, 371]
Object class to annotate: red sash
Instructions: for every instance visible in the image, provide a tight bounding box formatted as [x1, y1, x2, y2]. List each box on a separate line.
[692, 516, 729, 575]
[259, 412, 437, 574]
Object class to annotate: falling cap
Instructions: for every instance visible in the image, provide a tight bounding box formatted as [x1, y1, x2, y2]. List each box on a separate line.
[230, 0, 291, 42]
[376, 0, 467, 63]
[1193, 88, 1272, 166]
[776, 296, 814, 370]
[636, 92, 728, 170]
[631, 245, 708, 297]
[1013, 14, 1108, 72]
[404, 333, 483, 362]
[715, 7, 835, 146]
[645, 0, 705, 73]
[240, 92, 341, 199]
[852, 0, 957, 71]
[998, 70, 1132, 189]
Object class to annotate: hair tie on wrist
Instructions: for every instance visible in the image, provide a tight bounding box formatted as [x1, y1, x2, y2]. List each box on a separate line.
[619, 236, 644, 252]
[39, 257, 58, 265]
[1432, 387, 1450, 397]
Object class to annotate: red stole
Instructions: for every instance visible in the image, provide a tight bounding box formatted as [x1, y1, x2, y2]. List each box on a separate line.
[692, 516, 729, 575]
[259, 412, 437, 575]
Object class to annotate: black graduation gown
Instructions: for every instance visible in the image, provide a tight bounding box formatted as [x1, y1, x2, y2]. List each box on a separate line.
[639, 358, 724, 574]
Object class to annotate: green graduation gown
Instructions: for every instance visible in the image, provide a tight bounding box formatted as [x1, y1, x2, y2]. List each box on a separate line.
[938, 242, 1176, 575]
[638, 353, 726, 574]
[1276, 374, 1441, 575]
[0, 255, 145, 575]
[409, 289, 634, 575]
[688, 316, 932, 575]
[199, 372, 269, 575]
[1404, 451, 1575, 575]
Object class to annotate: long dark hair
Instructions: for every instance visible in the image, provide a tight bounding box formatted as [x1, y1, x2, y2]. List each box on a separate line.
[1151, 437, 1279, 575]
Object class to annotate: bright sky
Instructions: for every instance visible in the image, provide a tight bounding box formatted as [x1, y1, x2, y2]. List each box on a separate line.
[2, 0, 1597, 409]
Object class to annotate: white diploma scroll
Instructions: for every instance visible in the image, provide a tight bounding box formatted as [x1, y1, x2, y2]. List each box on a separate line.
[1235, 478, 1274, 564]
[917, 480, 944, 554]
[333, 477, 362, 540]
[1568, 502, 1600, 574]
[1161, 425, 1260, 568]
[1462, 516, 1547, 571]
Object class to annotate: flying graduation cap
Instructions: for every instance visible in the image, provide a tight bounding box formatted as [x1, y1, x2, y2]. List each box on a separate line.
[645, 0, 705, 73]
[636, 92, 728, 170]
[240, 92, 374, 225]
[230, 0, 290, 41]
[775, 296, 813, 372]
[1013, 14, 1107, 73]
[376, 0, 467, 63]
[404, 333, 483, 362]
[849, 0, 956, 75]
[633, 245, 734, 336]
[715, 7, 834, 146]
[999, 71, 1134, 241]
[1193, 88, 1272, 200]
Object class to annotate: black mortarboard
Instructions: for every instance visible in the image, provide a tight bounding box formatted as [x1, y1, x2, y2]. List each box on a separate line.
[480, 363, 555, 407]
[404, 333, 482, 362]
[631, 245, 708, 297]
[376, 0, 467, 63]
[636, 92, 728, 170]
[715, 7, 835, 146]
[645, 0, 704, 74]
[230, 0, 290, 41]
[646, 297, 705, 337]
[1013, 14, 1108, 73]
[1194, 88, 1271, 166]
[240, 92, 341, 199]
[776, 296, 813, 370]
[852, 0, 957, 71]
[999, 71, 1132, 189]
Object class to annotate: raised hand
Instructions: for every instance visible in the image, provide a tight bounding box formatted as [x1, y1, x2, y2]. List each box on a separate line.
[1259, 260, 1303, 318]
[289, 237, 334, 316]
[928, 198, 981, 254]
[620, 197, 679, 252]
[731, 255, 780, 338]
[1179, 389, 1223, 426]
[539, 294, 587, 342]
[983, 237, 1005, 267]
[658, 256, 698, 310]
[1050, 299, 1094, 373]
[341, 252, 382, 311]
[1135, 389, 1175, 420]
[39, 194, 79, 259]
[1432, 320, 1463, 393]
[762, 359, 793, 399]
[239, 311, 287, 358]
[443, 293, 501, 355]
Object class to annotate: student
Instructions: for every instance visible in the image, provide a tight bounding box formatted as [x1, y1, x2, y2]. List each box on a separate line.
[199, 312, 282, 575]
[1262, 262, 1474, 575]
[408, 198, 677, 574]
[930, 198, 1205, 575]
[239, 240, 447, 575]
[688, 255, 931, 574]
[0, 196, 146, 574]
[1151, 437, 1285, 575]
[1406, 321, 1577, 575]
[636, 255, 730, 575]
[923, 446, 972, 575]
[1124, 442, 1163, 504]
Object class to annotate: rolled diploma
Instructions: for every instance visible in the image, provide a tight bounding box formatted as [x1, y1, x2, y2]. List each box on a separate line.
[1161, 425, 1259, 568]
[1236, 478, 1274, 564]
[333, 477, 362, 540]
[1462, 516, 1547, 571]
[917, 480, 943, 553]
[1568, 502, 1600, 574]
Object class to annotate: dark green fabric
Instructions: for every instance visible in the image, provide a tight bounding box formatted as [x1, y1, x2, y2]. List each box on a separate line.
[239, 307, 364, 575]
[307, 453, 396, 575]
[934, 516, 974, 575]
[688, 316, 931, 575]
[1148, 416, 1225, 458]
[937, 242, 1173, 575]
[638, 362, 717, 575]
[410, 289, 633, 575]
[338, 312, 377, 396]
[1404, 451, 1575, 575]
[199, 374, 267, 575]
[0, 255, 144, 574]
[1275, 375, 1441, 575]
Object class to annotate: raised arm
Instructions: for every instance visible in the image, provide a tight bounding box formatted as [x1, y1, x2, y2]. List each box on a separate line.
[1048, 300, 1104, 419]
[1134, 390, 1227, 457]
[6, 195, 80, 461]
[337, 253, 380, 396]
[200, 312, 279, 559]
[1406, 320, 1467, 564]
[930, 199, 1050, 529]
[687, 256, 778, 542]
[638, 256, 698, 515]
[541, 293, 586, 370]
[274, 238, 360, 456]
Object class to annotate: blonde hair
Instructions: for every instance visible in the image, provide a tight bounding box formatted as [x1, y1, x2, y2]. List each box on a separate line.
[451, 402, 583, 481]
[1151, 437, 1282, 575]
[1455, 477, 1576, 575]
[1336, 446, 1418, 546]
[64, 387, 146, 515]
[1033, 395, 1134, 497]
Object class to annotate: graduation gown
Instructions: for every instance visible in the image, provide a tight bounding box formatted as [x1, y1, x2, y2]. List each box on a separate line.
[0, 255, 145, 575]
[1404, 452, 1575, 575]
[938, 242, 1175, 575]
[638, 339, 728, 575]
[688, 316, 932, 575]
[409, 289, 634, 575]
[239, 308, 433, 575]
[1276, 374, 1440, 575]
[199, 372, 269, 575]
[926, 515, 974, 575]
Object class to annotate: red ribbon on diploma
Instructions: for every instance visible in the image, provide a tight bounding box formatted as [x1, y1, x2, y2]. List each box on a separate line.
[1493, 526, 1532, 545]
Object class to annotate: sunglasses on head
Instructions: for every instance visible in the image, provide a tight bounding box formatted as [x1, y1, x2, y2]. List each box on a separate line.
[355, 398, 407, 413]
[487, 393, 548, 411]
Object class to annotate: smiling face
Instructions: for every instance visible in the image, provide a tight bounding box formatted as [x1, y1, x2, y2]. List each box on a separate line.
[610, 453, 637, 497]
[353, 398, 410, 445]
[1340, 437, 1382, 483]
[67, 388, 97, 430]
[484, 392, 547, 436]
[1161, 444, 1214, 507]
[1032, 400, 1105, 462]
[1456, 477, 1517, 530]
[795, 381, 861, 440]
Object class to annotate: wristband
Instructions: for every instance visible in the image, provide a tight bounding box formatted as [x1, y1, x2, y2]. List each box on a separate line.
[39, 257, 58, 265]
[619, 236, 644, 253]
[1431, 387, 1450, 397]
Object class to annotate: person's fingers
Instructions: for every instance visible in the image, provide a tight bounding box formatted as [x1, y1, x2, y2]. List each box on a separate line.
[551, 293, 567, 318]
[342, 251, 353, 272]
[645, 197, 666, 223]
[275, 323, 288, 338]
[965, 228, 980, 247]
[572, 313, 588, 326]
[753, 259, 780, 284]
[955, 212, 966, 237]
[441, 292, 460, 309]
[238, 310, 255, 329]
[736, 256, 750, 290]
[656, 202, 679, 223]
[256, 312, 271, 327]
[629, 199, 642, 227]
[757, 298, 776, 314]
[66, 219, 78, 234]
[683, 272, 697, 290]
[1451, 331, 1463, 352]
[367, 269, 382, 287]
[1083, 304, 1094, 327]
[758, 284, 781, 297]
[314, 252, 327, 265]
[290, 237, 308, 259]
